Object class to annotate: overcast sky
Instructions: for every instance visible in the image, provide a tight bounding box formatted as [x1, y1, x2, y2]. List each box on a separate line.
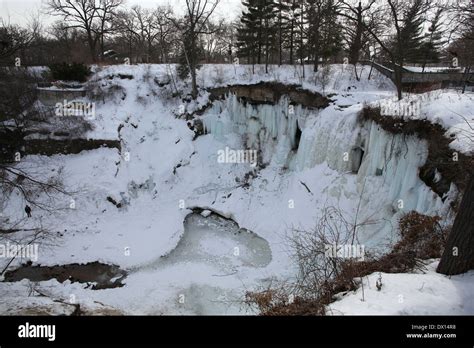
[0, 0, 243, 25]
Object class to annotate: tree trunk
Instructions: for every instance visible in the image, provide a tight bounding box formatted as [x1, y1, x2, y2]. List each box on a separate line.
[278, 5, 283, 66]
[462, 66, 471, 94]
[257, 24, 262, 65]
[349, 2, 363, 65]
[128, 36, 133, 63]
[353, 64, 360, 81]
[437, 174, 474, 275]
[394, 65, 403, 100]
[279, 29, 283, 66]
[314, 50, 319, 72]
[265, 37, 269, 74]
[191, 68, 198, 99]
[100, 35, 105, 62]
[289, 25, 294, 65]
[188, 40, 198, 100]
[148, 39, 153, 63]
[87, 34, 96, 63]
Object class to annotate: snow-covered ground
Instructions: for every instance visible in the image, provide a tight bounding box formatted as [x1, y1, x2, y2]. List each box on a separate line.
[375, 90, 474, 154]
[0, 64, 473, 315]
[328, 261, 474, 315]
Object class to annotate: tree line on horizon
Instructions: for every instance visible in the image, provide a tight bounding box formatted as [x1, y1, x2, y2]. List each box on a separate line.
[0, 0, 472, 68]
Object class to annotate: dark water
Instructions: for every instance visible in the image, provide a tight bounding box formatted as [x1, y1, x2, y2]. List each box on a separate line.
[3, 261, 127, 290]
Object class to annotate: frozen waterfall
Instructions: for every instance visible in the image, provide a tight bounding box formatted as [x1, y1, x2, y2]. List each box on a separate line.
[201, 93, 453, 222]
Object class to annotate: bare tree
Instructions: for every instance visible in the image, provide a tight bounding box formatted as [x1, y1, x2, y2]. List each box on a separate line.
[0, 69, 70, 235]
[48, 0, 123, 62]
[153, 6, 175, 63]
[96, 0, 124, 61]
[113, 9, 141, 62]
[445, 0, 474, 93]
[339, 0, 378, 81]
[49, 21, 83, 63]
[354, 0, 432, 100]
[130, 5, 152, 62]
[446, 0, 474, 41]
[125, 5, 174, 63]
[171, 0, 221, 99]
[0, 20, 37, 64]
[200, 18, 228, 63]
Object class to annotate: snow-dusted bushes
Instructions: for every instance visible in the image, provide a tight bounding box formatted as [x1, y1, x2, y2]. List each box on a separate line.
[85, 80, 127, 103]
[245, 206, 362, 315]
[395, 211, 449, 259]
[49, 63, 91, 82]
[210, 65, 225, 86]
[245, 208, 442, 315]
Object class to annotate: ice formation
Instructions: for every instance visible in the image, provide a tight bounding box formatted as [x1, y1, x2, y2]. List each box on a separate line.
[202, 93, 452, 244]
[202, 93, 310, 167]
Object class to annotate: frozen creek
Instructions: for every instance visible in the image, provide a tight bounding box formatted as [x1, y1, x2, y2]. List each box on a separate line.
[127, 213, 272, 314]
[131, 212, 272, 275]
[162, 213, 272, 270]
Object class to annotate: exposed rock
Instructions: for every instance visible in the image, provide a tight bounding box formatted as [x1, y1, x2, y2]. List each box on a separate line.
[24, 138, 121, 156]
[208, 82, 331, 109]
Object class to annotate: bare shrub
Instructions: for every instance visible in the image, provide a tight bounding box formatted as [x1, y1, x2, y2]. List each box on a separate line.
[395, 211, 449, 259]
[245, 285, 326, 316]
[314, 64, 332, 92]
[245, 208, 441, 315]
[211, 65, 225, 86]
[48, 115, 94, 136]
[142, 65, 153, 82]
[0, 68, 39, 126]
[245, 206, 361, 315]
[0, 164, 68, 211]
[85, 79, 126, 103]
[289, 207, 355, 297]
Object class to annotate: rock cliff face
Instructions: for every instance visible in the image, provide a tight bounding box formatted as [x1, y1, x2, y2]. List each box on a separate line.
[208, 82, 331, 109]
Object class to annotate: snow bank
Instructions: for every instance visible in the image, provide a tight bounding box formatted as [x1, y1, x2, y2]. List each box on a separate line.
[374, 90, 474, 155]
[328, 261, 474, 315]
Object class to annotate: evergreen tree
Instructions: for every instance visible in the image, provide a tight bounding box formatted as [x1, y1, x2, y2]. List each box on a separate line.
[237, 2, 259, 67]
[237, 0, 277, 73]
[285, 0, 300, 64]
[392, 0, 426, 63]
[319, 0, 342, 64]
[360, 0, 430, 99]
[307, 0, 341, 72]
[420, 8, 446, 72]
[294, 0, 308, 75]
[261, 0, 277, 72]
[275, 0, 291, 65]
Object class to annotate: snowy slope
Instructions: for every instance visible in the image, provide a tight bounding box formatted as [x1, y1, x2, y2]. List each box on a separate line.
[375, 90, 474, 154]
[328, 261, 474, 315]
